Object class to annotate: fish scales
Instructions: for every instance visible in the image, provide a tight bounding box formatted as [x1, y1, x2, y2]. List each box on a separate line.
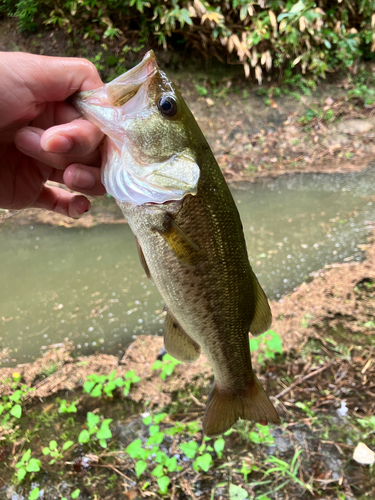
[73, 50, 280, 436]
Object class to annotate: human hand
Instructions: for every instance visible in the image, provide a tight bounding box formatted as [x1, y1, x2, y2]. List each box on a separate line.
[0, 51, 106, 218]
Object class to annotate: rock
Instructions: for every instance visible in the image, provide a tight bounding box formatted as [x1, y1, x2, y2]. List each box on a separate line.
[353, 442, 375, 465]
[336, 119, 374, 134]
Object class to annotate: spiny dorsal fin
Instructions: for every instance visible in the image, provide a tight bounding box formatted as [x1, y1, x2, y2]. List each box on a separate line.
[156, 216, 202, 266]
[203, 373, 280, 437]
[249, 271, 272, 336]
[164, 309, 201, 362]
[135, 237, 152, 280]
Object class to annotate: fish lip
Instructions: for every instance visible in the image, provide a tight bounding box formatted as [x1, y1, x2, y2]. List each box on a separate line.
[74, 50, 159, 107]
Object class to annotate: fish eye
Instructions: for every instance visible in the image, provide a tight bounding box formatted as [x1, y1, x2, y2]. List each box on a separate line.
[157, 95, 178, 117]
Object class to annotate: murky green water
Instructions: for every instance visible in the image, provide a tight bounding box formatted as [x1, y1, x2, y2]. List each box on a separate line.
[2, 167, 375, 365]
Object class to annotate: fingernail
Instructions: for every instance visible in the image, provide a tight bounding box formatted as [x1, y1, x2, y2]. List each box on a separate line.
[72, 167, 95, 189]
[69, 197, 91, 219]
[16, 130, 41, 154]
[44, 134, 73, 154]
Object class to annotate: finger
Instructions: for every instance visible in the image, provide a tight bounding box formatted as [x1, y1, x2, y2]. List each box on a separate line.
[41, 119, 104, 156]
[63, 164, 106, 196]
[33, 186, 91, 219]
[14, 126, 101, 169]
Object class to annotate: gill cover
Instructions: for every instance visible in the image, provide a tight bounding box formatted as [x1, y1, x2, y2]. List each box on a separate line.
[73, 51, 200, 205]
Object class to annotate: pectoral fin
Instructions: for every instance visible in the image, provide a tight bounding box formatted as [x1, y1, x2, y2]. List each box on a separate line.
[135, 237, 152, 280]
[249, 271, 272, 335]
[156, 216, 202, 266]
[164, 309, 201, 362]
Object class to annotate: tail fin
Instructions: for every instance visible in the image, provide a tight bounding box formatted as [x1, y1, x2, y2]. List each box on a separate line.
[202, 374, 280, 437]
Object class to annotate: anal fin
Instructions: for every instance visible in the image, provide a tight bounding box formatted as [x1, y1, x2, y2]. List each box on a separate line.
[155, 216, 202, 266]
[250, 271, 272, 335]
[135, 237, 152, 280]
[203, 373, 280, 437]
[164, 309, 201, 362]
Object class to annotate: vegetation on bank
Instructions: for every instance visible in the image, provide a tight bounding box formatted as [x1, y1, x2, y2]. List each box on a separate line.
[1, 320, 374, 499]
[2, 0, 375, 84]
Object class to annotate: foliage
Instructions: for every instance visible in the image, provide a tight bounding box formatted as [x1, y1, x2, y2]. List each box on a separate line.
[0, 373, 34, 429]
[78, 411, 113, 448]
[250, 330, 283, 364]
[83, 369, 140, 398]
[42, 439, 74, 464]
[152, 353, 181, 380]
[15, 449, 41, 482]
[3, 0, 375, 83]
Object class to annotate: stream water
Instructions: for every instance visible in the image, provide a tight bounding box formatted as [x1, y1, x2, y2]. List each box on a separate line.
[1, 166, 375, 365]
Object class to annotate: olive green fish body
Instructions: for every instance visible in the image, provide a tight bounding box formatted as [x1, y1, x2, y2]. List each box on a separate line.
[73, 51, 280, 435]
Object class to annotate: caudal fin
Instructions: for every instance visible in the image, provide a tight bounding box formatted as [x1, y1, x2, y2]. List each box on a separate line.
[202, 374, 280, 437]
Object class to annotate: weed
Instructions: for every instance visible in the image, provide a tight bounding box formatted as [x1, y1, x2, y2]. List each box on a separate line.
[78, 412, 113, 449]
[152, 353, 181, 380]
[15, 449, 41, 482]
[83, 369, 140, 398]
[264, 448, 312, 492]
[42, 439, 74, 464]
[250, 330, 283, 365]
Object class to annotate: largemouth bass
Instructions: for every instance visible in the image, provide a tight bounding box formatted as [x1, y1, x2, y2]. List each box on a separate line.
[73, 51, 280, 436]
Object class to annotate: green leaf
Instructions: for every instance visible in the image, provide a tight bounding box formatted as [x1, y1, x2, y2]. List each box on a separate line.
[26, 458, 41, 472]
[22, 449, 31, 463]
[49, 440, 57, 451]
[142, 415, 153, 425]
[154, 413, 167, 424]
[180, 440, 198, 459]
[10, 404, 22, 419]
[125, 438, 143, 459]
[149, 425, 159, 436]
[17, 467, 27, 482]
[83, 381, 96, 394]
[157, 475, 170, 494]
[78, 430, 90, 444]
[62, 440, 74, 451]
[96, 422, 112, 440]
[87, 412, 100, 428]
[229, 484, 249, 500]
[42, 447, 50, 455]
[214, 437, 225, 458]
[166, 456, 177, 472]
[147, 432, 164, 445]
[152, 464, 164, 478]
[194, 453, 213, 472]
[90, 385, 102, 398]
[29, 487, 40, 500]
[99, 439, 107, 448]
[136, 460, 147, 477]
[71, 489, 80, 499]
[9, 390, 23, 403]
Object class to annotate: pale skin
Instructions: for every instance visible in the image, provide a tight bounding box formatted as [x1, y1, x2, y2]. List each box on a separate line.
[0, 51, 107, 218]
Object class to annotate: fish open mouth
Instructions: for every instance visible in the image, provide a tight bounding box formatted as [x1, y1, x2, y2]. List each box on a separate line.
[107, 51, 159, 107]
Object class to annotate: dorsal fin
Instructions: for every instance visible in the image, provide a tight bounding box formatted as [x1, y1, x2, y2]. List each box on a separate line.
[249, 271, 272, 335]
[164, 308, 201, 362]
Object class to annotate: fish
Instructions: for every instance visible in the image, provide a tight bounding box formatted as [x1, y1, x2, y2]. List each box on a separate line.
[73, 51, 280, 436]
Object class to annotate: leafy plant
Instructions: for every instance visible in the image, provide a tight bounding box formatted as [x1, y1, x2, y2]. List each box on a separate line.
[83, 369, 140, 398]
[15, 449, 41, 482]
[78, 412, 113, 448]
[250, 330, 283, 365]
[42, 439, 74, 464]
[0, 373, 34, 429]
[152, 353, 181, 380]
[5, 0, 375, 84]
[264, 448, 312, 492]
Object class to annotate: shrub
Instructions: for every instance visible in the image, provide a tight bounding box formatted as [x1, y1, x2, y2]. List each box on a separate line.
[2, 0, 375, 82]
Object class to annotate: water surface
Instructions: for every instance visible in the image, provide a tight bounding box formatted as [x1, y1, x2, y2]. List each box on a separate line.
[1, 167, 375, 365]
